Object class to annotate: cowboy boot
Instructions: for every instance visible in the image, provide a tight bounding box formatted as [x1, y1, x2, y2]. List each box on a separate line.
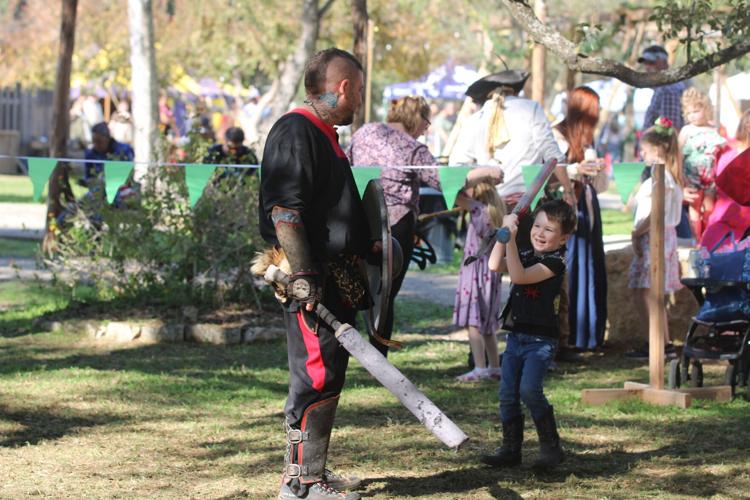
[531, 405, 565, 471]
[480, 414, 524, 467]
[278, 396, 361, 500]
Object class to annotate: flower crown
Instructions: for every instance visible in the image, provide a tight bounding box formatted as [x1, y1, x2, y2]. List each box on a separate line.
[653, 116, 674, 136]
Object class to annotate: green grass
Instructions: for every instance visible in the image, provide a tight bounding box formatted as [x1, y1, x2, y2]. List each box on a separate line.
[601, 207, 633, 237]
[0, 174, 86, 203]
[0, 237, 40, 258]
[0, 174, 37, 203]
[0, 280, 748, 498]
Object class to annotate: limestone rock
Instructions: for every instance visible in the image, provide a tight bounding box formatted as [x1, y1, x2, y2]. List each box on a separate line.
[107, 321, 141, 342]
[186, 323, 241, 345]
[139, 321, 184, 343]
[243, 326, 285, 343]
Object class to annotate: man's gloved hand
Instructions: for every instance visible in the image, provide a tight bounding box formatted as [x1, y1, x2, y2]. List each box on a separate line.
[287, 273, 323, 311]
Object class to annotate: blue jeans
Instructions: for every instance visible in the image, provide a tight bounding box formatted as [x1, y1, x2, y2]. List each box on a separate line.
[500, 332, 557, 422]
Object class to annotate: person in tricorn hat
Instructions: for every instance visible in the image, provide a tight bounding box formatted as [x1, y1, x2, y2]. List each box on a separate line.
[449, 70, 575, 211]
[450, 70, 581, 365]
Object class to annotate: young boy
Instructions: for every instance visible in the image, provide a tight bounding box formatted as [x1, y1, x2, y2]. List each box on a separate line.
[483, 199, 576, 471]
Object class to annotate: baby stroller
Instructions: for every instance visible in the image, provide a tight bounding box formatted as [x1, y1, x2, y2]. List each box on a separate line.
[668, 237, 750, 399]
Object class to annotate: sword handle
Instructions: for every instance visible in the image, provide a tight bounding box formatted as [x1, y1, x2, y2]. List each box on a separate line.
[496, 227, 511, 243]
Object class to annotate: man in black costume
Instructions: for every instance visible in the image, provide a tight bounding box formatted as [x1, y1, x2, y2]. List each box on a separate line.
[259, 48, 369, 500]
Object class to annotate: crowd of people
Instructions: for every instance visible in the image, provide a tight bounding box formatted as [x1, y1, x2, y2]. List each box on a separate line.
[254, 46, 750, 500]
[61, 45, 750, 500]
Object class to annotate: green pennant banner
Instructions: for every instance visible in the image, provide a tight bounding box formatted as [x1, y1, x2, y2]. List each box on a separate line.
[350, 167, 381, 197]
[184, 163, 217, 207]
[27, 158, 58, 202]
[521, 164, 544, 210]
[103, 161, 134, 204]
[612, 162, 644, 204]
[438, 166, 472, 209]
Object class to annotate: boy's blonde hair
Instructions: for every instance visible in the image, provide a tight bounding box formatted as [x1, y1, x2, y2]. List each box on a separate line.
[471, 181, 506, 228]
[681, 87, 713, 118]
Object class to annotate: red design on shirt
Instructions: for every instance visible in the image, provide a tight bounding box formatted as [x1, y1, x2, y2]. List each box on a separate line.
[289, 108, 346, 158]
[523, 286, 541, 300]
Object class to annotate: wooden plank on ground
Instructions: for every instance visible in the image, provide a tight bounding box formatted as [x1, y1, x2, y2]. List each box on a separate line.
[674, 385, 732, 402]
[642, 387, 691, 408]
[623, 381, 649, 390]
[581, 388, 642, 405]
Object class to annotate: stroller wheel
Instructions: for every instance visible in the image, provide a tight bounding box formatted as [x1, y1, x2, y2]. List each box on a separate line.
[690, 362, 704, 388]
[725, 364, 737, 398]
[725, 363, 737, 386]
[680, 357, 690, 386]
[668, 359, 681, 389]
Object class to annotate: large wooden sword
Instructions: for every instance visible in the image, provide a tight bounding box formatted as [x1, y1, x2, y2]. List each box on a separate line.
[263, 265, 469, 449]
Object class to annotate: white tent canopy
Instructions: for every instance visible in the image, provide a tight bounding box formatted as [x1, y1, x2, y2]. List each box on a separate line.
[710, 72, 750, 138]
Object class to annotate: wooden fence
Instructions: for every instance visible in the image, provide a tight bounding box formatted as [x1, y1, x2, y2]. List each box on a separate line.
[0, 84, 54, 155]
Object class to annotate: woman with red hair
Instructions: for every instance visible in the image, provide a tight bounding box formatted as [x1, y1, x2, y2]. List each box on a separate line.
[553, 86, 608, 351]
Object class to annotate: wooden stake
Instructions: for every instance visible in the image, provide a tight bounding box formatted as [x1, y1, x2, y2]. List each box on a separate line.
[578, 163, 731, 409]
[364, 19, 375, 124]
[649, 162, 666, 389]
[530, 0, 547, 105]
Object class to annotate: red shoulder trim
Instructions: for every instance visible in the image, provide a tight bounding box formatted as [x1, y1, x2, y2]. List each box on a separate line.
[288, 108, 347, 159]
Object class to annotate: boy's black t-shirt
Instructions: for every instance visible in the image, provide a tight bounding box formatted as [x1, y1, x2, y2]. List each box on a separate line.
[501, 215, 567, 339]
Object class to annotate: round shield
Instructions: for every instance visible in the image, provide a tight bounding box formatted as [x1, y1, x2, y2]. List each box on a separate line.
[361, 179, 397, 338]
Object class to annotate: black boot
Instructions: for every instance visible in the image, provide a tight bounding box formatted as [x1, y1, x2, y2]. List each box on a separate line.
[480, 415, 523, 467]
[278, 396, 361, 500]
[531, 406, 564, 471]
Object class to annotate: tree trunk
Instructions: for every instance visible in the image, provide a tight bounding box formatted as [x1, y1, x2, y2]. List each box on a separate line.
[43, 0, 78, 254]
[255, 0, 332, 143]
[128, 0, 160, 185]
[351, 0, 368, 130]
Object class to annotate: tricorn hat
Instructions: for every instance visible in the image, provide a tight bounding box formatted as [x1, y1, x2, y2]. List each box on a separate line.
[465, 70, 530, 103]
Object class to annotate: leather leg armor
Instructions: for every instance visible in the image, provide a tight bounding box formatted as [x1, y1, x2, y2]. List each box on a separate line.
[283, 395, 340, 493]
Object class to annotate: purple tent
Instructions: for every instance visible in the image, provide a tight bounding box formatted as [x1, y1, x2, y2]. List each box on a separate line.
[383, 63, 480, 101]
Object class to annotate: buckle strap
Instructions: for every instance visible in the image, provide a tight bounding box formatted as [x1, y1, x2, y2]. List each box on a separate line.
[287, 428, 308, 444]
[285, 463, 309, 478]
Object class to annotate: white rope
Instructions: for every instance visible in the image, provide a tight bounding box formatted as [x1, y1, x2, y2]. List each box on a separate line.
[0, 154, 520, 170]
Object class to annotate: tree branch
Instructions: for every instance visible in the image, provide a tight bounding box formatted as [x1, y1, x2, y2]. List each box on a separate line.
[501, 0, 750, 88]
[319, 0, 335, 17]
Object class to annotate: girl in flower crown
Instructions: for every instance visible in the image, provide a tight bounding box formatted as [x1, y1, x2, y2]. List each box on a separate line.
[626, 118, 685, 359]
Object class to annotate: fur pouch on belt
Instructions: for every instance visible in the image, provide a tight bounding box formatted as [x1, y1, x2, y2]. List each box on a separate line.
[251, 246, 292, 301]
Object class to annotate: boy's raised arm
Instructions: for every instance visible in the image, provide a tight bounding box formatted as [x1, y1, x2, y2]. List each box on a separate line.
[489, 241, 506, 273]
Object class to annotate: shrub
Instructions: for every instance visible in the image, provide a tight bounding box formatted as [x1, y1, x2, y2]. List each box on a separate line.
[45, 167, 264, 309]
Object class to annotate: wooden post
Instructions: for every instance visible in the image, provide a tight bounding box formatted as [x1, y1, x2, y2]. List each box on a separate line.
[713, 66, 723, 132]
[530, 0, 546, 105]
[649, 162, 666, 389]
[351, 0, 367, 130]
[365, 19, 375, 124]
[104, 92, 111, 123]
[581, 161, 732, 408]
